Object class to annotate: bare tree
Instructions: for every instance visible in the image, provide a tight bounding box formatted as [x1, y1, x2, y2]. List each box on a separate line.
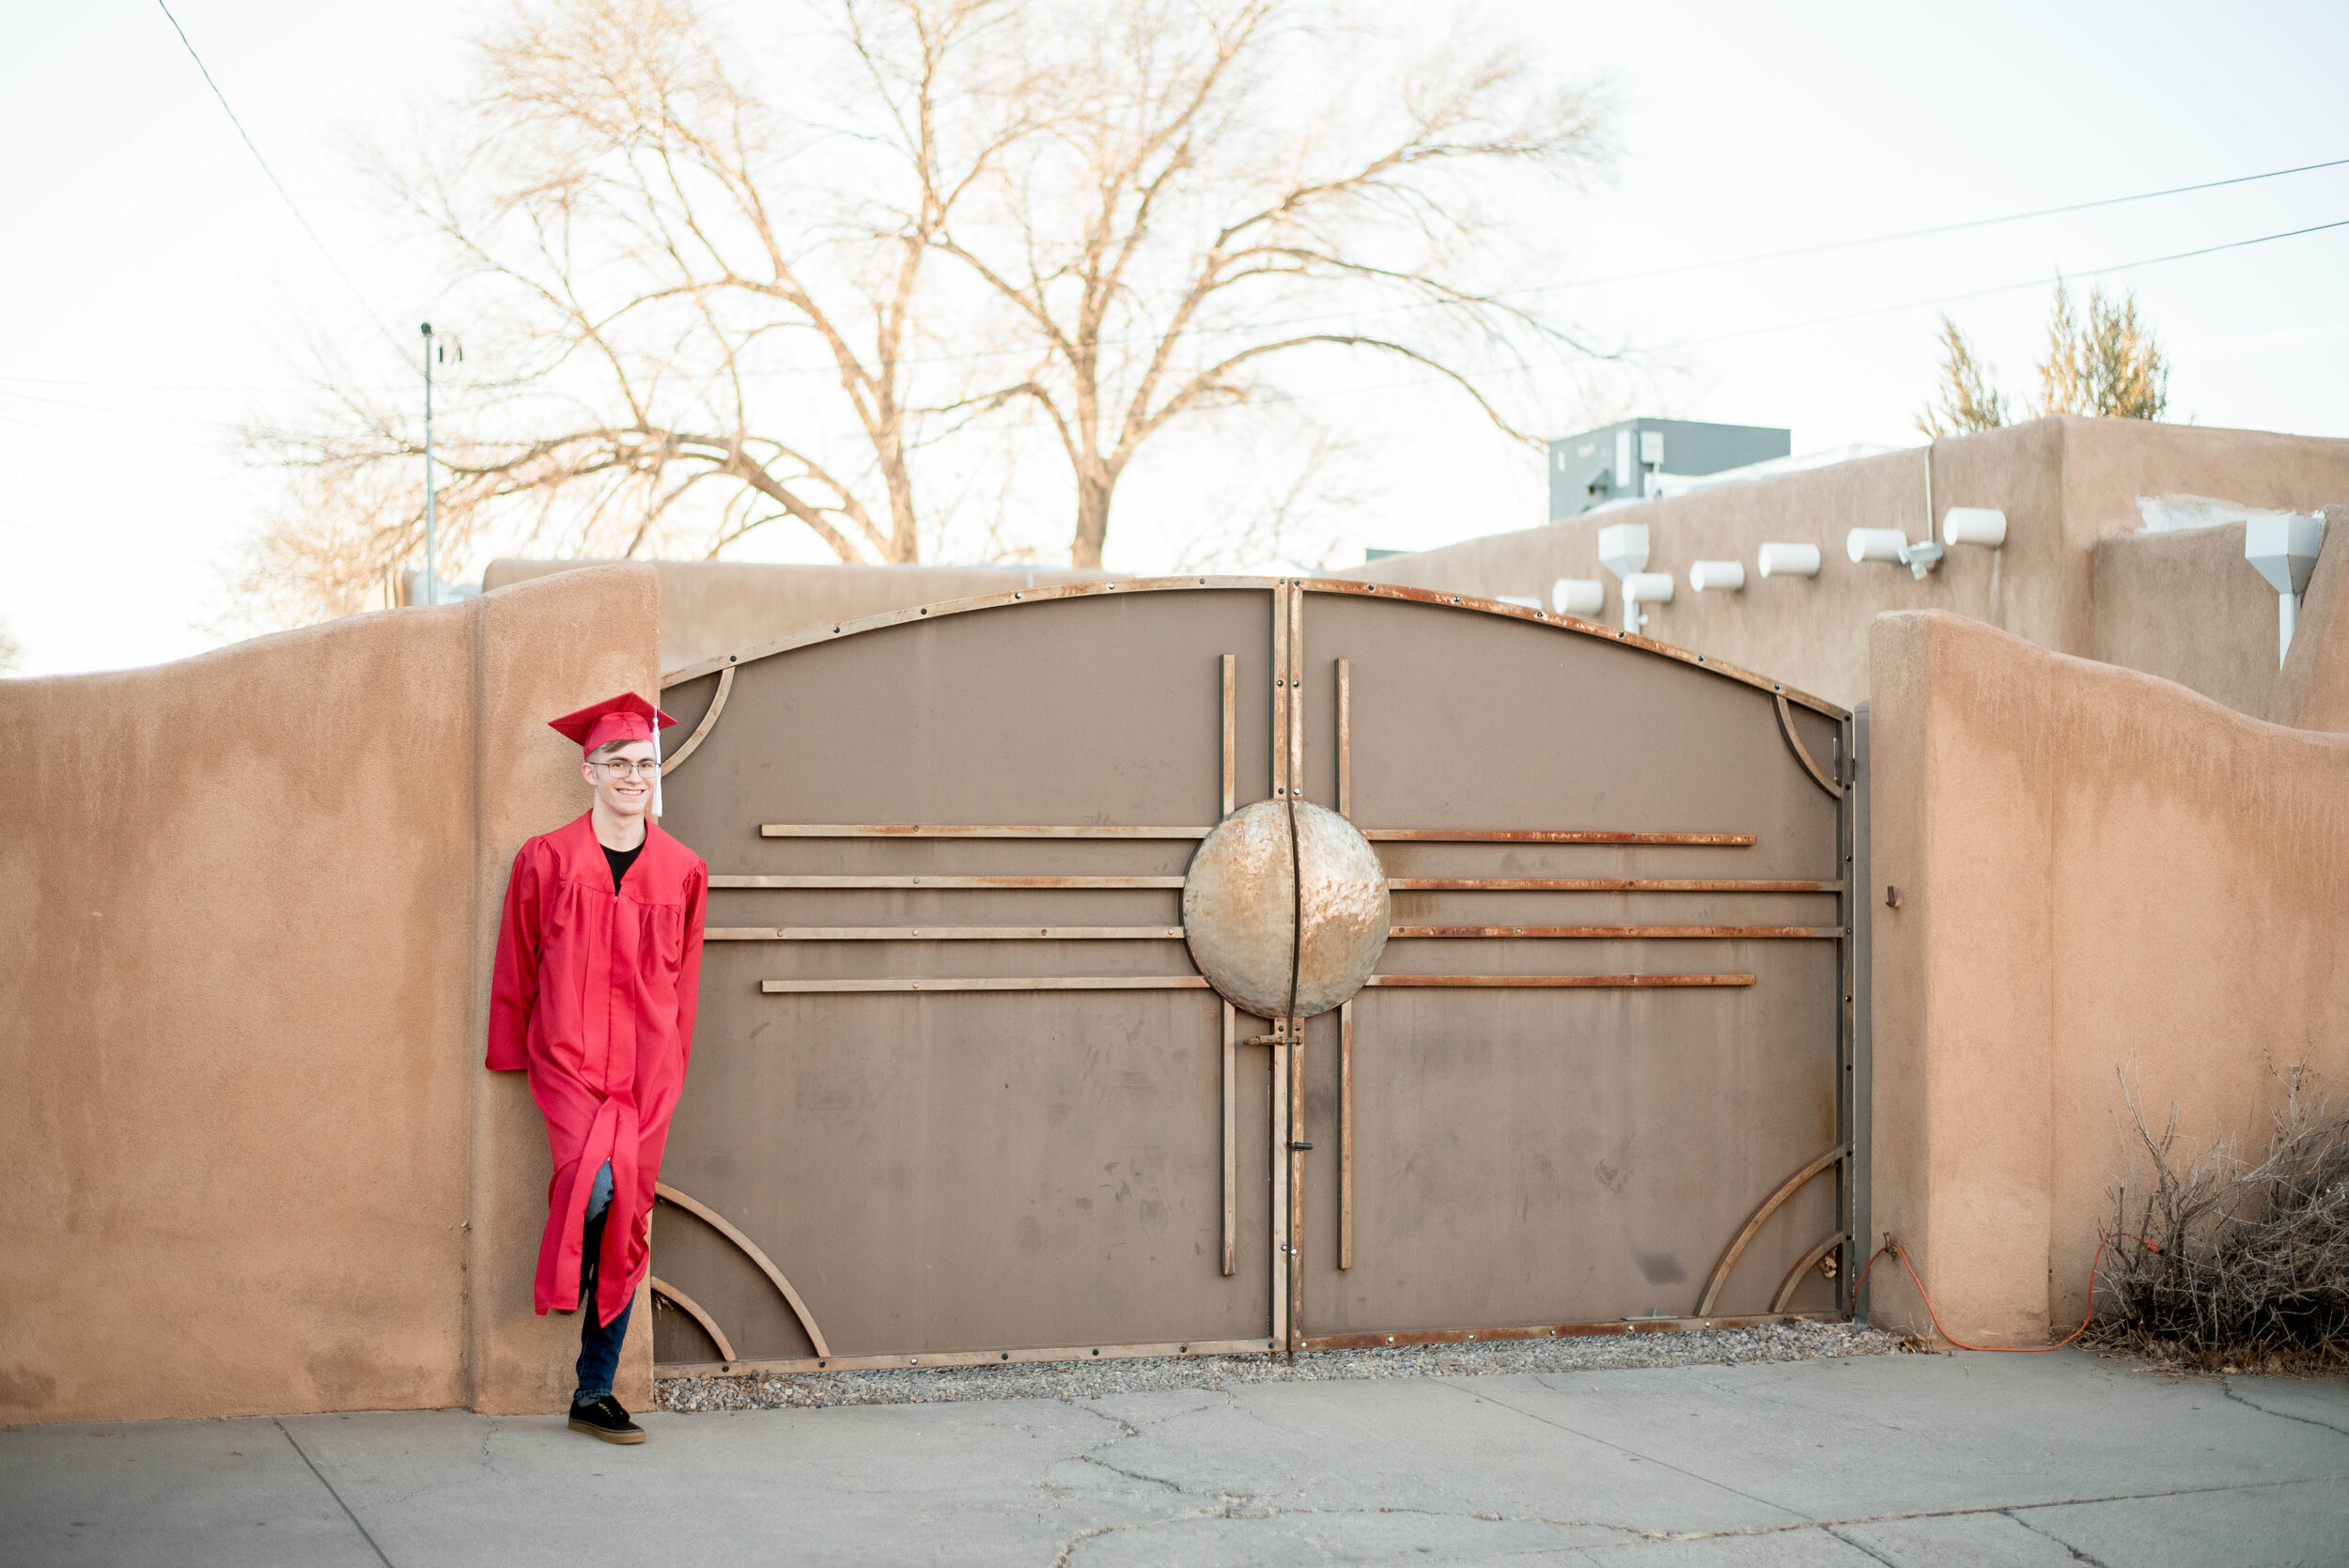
[243, 0, 1610, 620]
[1915, 313, 2008, 438]
[934, 0, 1612, 565]
[244, 0, 1044, 621]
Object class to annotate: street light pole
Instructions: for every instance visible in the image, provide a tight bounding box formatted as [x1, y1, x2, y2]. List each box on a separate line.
[420, 320, 437, 607]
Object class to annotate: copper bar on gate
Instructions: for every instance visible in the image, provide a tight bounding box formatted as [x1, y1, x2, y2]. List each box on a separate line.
[1337, 658, 1351, 820]
[1299, 1311, 1836, 1352]
[1387, 925, 1841, 940]
[1287, 582, 1303, 799]
[1221, 653, 1237, 818]
[1271, 585, 1289, 800]
[1361, 973, 1755, 988]
[1287, 1016, 1305, 1354]
[1221, 1001, 1237, 1278]
[1387, 877, 1838, 893]
[760, 824, 1213, 839]
[759, 976, 1213, 993]
[1269, 1026, 1290, 1347]
[1361, 829, 1753, 846]
[712, 875, 1189, 890]
[1338, 999, 1353, 1271]
[710, 926, 1188, 941]
[659, 1335, 1284, 1378]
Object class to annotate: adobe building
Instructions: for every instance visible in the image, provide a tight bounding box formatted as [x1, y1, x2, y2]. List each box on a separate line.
[1356, 414, 2349, 723]
[3, 416, 2345, 1428]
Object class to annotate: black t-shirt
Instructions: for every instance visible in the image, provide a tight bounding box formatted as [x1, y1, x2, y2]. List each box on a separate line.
[602, 836, 646, 893]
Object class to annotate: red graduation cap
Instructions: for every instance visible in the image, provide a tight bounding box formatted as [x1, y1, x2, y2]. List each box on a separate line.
[550, 691, 678, 816]
[547, 691, 677, 757]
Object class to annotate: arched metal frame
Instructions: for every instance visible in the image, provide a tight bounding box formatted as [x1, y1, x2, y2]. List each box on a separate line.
[651, 577, 1859, 1373]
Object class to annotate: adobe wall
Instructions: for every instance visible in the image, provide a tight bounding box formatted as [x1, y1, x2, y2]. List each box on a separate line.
[1866, 612, 2349, 1345]
[1351, 417, 2349, 712]
[2273, 502, 2349, 734]
[0, 566, 661, 1425]
[485, 558, 1112, 675]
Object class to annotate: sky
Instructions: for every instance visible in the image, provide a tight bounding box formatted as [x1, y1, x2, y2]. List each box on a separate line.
[4, 0, 2347, 675]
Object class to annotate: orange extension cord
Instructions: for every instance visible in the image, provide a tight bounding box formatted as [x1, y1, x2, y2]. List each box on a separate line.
[1853, 1233, 2161, 1353]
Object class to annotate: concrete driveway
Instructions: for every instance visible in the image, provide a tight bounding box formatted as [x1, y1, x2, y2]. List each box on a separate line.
[4, 1349, 2343, 1566]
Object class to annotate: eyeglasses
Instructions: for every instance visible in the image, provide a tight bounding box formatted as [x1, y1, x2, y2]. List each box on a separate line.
[592, 759, 663, 778]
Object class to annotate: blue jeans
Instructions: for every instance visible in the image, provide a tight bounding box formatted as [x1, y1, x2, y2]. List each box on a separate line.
[574, 1162, 632, 1404]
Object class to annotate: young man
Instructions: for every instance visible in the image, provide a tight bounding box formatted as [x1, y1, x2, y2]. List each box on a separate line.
[486, 691, 708, 1444]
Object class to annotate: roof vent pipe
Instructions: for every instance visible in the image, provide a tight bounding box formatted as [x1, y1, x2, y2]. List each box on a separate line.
[1620, 571, 1674, 632]
[1847, 528, 1906, 564]
[1552, 579, 1605, 616]
[2245, 513, 2326, 667]
[1849, 527, 1943, 581]
[1942, 507, 2007, 548]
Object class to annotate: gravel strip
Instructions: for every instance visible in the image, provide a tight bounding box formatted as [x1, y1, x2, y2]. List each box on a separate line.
[657, 1320, 1908, 1412]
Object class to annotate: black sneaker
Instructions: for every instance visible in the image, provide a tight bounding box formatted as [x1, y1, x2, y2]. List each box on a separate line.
[568, 1395, 646, 1445]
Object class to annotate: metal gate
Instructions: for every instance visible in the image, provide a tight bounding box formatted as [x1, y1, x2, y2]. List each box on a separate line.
[648, 578, 1857, 1373]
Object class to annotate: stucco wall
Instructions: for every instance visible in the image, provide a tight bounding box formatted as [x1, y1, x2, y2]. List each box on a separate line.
[1352, 417, 2349, 712]
[2274, 502, 2349, 734]
[484, 558, 1112, 675]
[2091, 521, 2286, 722]
[0, 566, 661, 1425]
[1866, 611, 2349, 1345]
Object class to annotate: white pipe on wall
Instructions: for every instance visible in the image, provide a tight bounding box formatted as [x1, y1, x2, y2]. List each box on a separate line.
[1847, 528, 1907, 565]
[1689, 561, 1745, 592]
[1551, 578, 1605, 616]
[1942, 507, 2008, 548]
[1757, 542, 1821, 579]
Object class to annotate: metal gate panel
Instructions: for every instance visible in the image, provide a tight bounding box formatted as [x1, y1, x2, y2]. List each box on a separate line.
[1285, 590, 1844, 1340]
[656, 586, 1283, 1365]
[650, 579, 1854, 1372]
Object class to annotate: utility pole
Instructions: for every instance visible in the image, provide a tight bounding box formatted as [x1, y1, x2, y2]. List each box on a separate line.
[420, 321, 437, 607]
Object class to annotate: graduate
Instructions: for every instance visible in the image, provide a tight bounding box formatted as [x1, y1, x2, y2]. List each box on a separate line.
[487, 691, 708, 1444]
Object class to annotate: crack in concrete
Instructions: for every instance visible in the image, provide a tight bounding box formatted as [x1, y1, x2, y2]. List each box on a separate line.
[1043, 1392, 1655, 1563]
[1035, 1378, 2349, 1564]
[274, 1419, 395, 1568]
[2003, 1507, 2112, 1566]
[1824, 1526, 1900, 1565]
[1631, 1473, 2349, 1546]
[2218, 1376, 2349, 1438]
[1455, 1377, 1809, 1527]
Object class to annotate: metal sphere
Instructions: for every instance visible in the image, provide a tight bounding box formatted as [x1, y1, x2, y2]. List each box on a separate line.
[1182, 800, 1389, 1019]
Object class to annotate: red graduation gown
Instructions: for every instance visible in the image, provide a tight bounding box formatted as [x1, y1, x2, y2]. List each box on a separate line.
[486, 814, 708, 1326]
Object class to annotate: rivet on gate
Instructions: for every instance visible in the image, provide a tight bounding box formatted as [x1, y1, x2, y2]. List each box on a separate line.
[920, 608, 927, 614]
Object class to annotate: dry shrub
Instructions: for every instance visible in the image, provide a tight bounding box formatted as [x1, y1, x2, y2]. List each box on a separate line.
[2096, 1063, 2349, 1366]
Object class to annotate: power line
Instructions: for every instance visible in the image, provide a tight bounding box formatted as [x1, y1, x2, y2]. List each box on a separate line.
[1646, 215, 2349, 353]
[1250, 214, 2349, 407]
[153, 0, 400, 350]
[1513, 156, 2349, 297]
